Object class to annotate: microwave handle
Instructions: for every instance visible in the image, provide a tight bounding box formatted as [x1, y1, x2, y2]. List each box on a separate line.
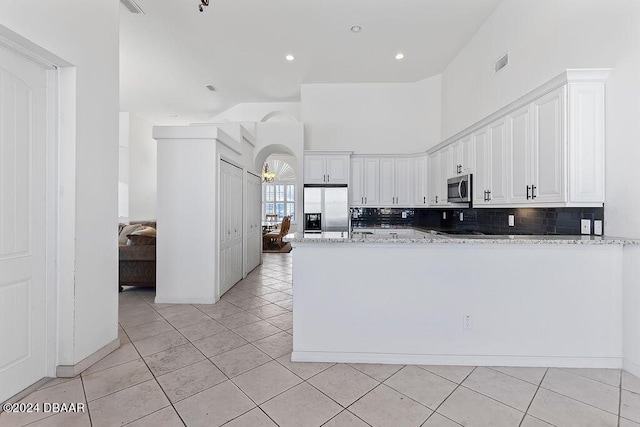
[458, 179, 464, 200]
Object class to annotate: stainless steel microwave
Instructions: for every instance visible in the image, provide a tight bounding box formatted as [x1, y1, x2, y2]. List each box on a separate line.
[447, 174, 472, 204]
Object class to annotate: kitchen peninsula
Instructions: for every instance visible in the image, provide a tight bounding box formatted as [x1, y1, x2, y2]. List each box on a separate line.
[288, 230, 633, 369]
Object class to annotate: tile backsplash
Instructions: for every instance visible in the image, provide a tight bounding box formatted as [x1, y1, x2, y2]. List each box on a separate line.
[351, 207, 604, 235]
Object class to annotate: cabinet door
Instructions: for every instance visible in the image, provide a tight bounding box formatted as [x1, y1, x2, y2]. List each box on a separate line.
[350, 158, 364, 205]
[533, 87, 565, 202]
[363, 157, 380, 205]
[379, 158, 395, 205]
[428, 152, 440, 205]
[488, 118, 509, 204]
[473, 127, 489, 206]
[509, 105, 533, 203]
[304, 156, 326, 184]
[460, 135, 473, 174]
[395, 157, 412, 206]
[413, 155, 428, 206]
[439, 148, 452, 205]
[325, 155, 349, 184]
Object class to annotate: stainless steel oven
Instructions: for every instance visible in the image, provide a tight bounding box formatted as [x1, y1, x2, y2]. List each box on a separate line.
[447, 174, 472, 204]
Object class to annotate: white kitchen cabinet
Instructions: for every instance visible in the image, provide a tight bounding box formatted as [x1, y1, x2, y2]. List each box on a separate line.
[472, 127, 489, 206]
[412, 155, 429, 206]
[350, 157, 380, 206]
[473, 119, 508, 205]
[430, 69, 608, 208]
[508, 104, 532, 203]
[428, 150, 449, 206]
[532, 87, 565, 202]
[509, 87, 565, 204]
[304, 152, 350, 184]
[487, 118, 509, 204]
[380, 157, 412, 206]
[450, 134, 473, 176]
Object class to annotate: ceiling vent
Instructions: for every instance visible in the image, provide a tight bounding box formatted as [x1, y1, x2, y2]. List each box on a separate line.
[205, 84, 217, 92]
[120, 0, 144, 14]
[494, 52, 509, 74]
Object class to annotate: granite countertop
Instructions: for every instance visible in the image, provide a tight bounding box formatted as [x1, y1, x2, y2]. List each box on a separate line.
[286, 229, 638, 245]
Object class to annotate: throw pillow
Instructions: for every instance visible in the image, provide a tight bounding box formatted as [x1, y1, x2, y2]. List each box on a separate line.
[118, 224, 143, 245]
[127, 226, 157, 246]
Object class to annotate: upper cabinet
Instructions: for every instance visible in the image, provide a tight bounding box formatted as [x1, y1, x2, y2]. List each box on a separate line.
[509, 88, 565, 204]
[350, 155, 412, 207]
[350, 157, 380, 206]
[304, 152, 350, 184]
[428, 69, 608, 208]
[472, 120, 508, 206]
[380, 157, 412, 206]
[450, 135, 473, 176]
[412, 155, 429, 206]
[428, 149, 449, 206]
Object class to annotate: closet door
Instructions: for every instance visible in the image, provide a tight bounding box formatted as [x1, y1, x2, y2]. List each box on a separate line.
[220, 160, 243, 295]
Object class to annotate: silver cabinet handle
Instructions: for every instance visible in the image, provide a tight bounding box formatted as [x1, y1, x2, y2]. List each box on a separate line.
[526, 185, 531, 200]
[327, 174, 330, 182]
[423, 196, 426, 204]
[365, 197, 367, 204]
[435, 195, 438, 203]
[532, 185, 537, 199]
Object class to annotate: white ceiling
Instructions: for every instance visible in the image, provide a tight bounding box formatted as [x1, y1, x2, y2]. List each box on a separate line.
[119, 0, 503, 125]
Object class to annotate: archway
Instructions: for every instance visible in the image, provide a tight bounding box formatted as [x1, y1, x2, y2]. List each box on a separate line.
[253, 144, 302, 240]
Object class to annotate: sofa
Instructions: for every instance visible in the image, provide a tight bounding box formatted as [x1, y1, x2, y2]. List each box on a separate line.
[118, 221, 157, 291]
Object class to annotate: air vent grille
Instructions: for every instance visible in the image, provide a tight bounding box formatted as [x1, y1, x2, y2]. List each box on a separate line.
[494, 53, 509, 74]
[120, 0, 144, 14]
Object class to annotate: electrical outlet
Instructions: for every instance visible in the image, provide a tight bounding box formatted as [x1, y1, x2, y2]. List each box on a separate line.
[402, 211, 407, 219]
[443, 212, 447, 220]
[594, 220, 603, 236]
[508, 214, 515, 227]
[463, 315, 472, 330]
[581, 219, 591, 235]
[459, 212, 464, 221]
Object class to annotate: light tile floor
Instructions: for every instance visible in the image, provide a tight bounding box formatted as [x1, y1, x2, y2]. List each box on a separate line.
[2, 252, 640, 426]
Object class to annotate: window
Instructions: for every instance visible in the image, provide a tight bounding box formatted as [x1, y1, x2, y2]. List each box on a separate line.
[263, 183, 295, 221]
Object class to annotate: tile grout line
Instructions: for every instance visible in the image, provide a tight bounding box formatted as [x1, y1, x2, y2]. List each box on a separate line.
[423, 366, 477, 423]
[618, 370, 622, 427]
[558, 366, 623, 389]
[519, 368, 552, 427]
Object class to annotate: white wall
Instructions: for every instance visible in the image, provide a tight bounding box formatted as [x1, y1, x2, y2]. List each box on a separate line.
[301, 75, 442, 154]
[210, 102, 301, 123]
[438, 0, 640, 240]
[0, 0, 120, 364]
[128, 113, 157, 221]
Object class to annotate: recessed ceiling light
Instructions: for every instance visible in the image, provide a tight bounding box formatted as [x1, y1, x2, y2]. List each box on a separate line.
[168, 114, 178, 118]
[350, 25, 362, 33]
[285, 54, 295, 61]
[395, 53, 405, 60]
[205, 84, 217, 92]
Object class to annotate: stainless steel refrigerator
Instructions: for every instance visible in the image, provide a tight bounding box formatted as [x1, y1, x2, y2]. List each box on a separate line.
[303, 186, 349, 233]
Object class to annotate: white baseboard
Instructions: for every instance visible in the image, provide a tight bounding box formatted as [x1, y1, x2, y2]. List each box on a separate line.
[624, 359, 640, 378]
[56, 338, 120, 377]
[291, 351, 623, 369]
[154, 296, 217, 304]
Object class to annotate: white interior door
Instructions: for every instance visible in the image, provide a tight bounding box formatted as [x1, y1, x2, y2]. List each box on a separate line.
[0, 47, 49, 401]
[219, 160, 243, 296]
